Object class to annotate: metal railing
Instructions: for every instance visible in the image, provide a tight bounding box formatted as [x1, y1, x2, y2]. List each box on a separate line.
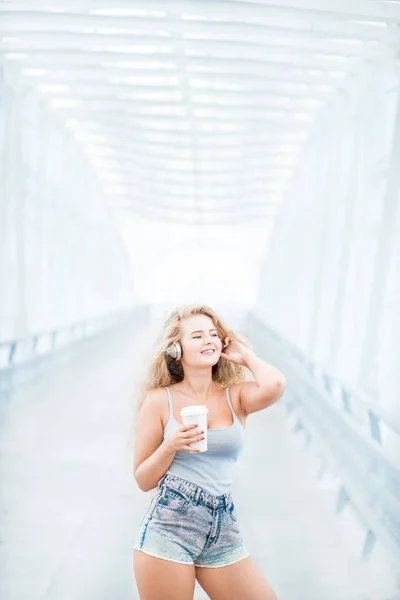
[0, 307, 148, 413]
[247, 313, 400, 564]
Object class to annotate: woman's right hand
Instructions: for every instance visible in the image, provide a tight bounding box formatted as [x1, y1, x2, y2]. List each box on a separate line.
[164, 423, 205, 453]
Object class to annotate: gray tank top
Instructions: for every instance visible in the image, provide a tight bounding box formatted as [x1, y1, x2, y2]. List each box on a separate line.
[163, 386, 246, 496]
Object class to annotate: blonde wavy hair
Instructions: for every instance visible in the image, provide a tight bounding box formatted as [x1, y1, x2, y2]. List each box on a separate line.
[134, 304, 251, 421]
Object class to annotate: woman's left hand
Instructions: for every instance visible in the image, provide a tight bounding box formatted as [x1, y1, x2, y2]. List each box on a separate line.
[220, 337, 252, 366]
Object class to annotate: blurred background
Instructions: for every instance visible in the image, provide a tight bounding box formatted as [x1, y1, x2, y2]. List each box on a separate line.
[0, 1, 400, 599]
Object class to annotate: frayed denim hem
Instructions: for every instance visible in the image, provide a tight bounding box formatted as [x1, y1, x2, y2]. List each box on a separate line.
[133, 546, 194, 565]
[195, 552, 250, 569]
[134, 546, 250, 569]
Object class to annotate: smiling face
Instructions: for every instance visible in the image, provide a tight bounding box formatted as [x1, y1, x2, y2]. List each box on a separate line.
[179, 314, 223, 367]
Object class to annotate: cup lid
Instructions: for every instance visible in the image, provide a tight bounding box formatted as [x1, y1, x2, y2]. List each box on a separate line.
[180, 405, 208, 416]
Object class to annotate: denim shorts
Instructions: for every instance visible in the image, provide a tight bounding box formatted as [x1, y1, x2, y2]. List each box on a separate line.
[133, 473, 250, 567]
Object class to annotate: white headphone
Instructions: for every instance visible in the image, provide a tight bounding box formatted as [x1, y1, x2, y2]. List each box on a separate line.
[166, 339, 225, 361]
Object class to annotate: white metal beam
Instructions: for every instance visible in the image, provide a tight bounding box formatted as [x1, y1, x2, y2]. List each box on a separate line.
[102, 190, 281, 208]
[70, 123, 308, 143]
[0, 28, 373, 58]
[1, 10, 398, 44]
[3, 0, 400, 23]
[0, 43, 363, 71]
[17, 78, 327, 106]
[106, 207, 274, 226]
[11, 73, 345, 96]
[77, 132, 303, 151]
[104, 188, 281, 202]
[10, 61, 347, 86]
[83, 152, 300, 171]
[89, 153, 296, 165]
[14, 72, 341, 94]
[49, 108, 313, 129]
[29, 93, 316, 118]
[47, 96, 319, 114]
[6, 60, 347, 89]
[96, 168, 292, 184]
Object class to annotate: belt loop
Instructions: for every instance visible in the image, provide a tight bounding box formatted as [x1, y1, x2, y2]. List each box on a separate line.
[194, 487, 202, 505]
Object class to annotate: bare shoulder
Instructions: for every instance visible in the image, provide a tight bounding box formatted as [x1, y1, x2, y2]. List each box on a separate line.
[140, 386, 168, 415]
[141, 386, 167, 405]
[227, 382, 247, 427]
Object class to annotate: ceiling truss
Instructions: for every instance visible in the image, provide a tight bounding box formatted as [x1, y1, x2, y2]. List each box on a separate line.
[0, 0, 398, 225]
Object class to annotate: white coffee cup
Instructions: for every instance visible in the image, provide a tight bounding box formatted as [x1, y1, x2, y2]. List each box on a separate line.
[180, 405, 208, 452]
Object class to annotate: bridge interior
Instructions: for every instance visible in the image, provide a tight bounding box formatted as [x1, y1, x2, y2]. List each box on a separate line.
[1, 2, 400, 599]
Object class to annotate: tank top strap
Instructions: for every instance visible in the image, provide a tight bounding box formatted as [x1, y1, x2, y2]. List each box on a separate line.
[225, 386, 237, 421]
[165, 386, 173, 419]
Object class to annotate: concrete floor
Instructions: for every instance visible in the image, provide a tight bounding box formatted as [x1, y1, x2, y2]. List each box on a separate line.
[0, 319, 398, 600]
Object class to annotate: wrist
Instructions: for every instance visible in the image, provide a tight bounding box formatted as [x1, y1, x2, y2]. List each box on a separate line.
[162, 438, 176, 455]
[242, 347, 256, 366]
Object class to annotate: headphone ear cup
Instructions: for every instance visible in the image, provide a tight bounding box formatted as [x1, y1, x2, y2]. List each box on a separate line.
[166, 343, 176, 359]
[166, 342, 183, 360]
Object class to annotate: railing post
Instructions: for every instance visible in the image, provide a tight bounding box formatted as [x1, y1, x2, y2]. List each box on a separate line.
[336, 485, 350, 514]
[368, 411, 382, 445]
[362, 530, 376, 561]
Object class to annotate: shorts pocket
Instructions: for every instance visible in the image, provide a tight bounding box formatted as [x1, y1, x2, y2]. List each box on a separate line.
[157, 486, 190, 512]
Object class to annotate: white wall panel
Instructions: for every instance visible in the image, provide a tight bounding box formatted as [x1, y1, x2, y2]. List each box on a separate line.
[256, 59, 400, 415]
[0, 80, 134, 343]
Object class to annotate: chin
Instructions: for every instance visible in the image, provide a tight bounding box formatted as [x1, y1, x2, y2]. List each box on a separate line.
[198, 355, 219, 365]
[208, 357, 220, 366]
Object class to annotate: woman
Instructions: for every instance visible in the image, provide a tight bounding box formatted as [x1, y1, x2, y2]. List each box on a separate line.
[133, 304, 286, 600]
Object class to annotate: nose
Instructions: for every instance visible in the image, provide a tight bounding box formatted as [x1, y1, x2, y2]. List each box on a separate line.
[202, 336, 215, 349]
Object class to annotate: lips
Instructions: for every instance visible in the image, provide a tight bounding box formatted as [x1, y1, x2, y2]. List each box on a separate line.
[201, 349, 215, 355]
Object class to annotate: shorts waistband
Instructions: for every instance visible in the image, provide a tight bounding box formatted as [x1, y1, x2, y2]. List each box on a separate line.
[158, 474, 233, 509]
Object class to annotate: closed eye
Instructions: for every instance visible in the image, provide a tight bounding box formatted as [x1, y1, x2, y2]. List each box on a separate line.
[192, 333, 219, 339]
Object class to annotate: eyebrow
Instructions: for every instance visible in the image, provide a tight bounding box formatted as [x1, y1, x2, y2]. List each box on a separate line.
[190, 328, 217, 335]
